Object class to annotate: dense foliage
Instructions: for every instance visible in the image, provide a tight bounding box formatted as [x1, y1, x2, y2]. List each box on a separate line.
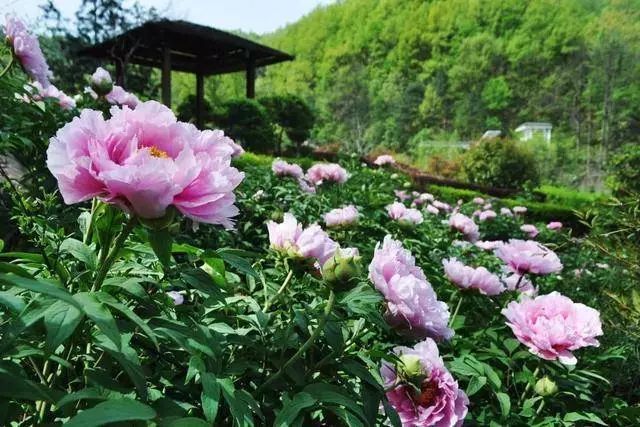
[607, 143, 640, 195]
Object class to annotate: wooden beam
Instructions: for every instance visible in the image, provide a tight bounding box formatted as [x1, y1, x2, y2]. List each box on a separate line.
[161, 46, 172, 107]
[114, 58, 126, 88]
[196, 72, 204, 129]
[246, 54, 256, 99]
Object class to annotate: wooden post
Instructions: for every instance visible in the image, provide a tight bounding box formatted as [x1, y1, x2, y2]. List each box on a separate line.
[246, 53, 256, 99]
[115, 58, 126, 88]
[196, 72, 204, 128]
[162, 46, 172, 107]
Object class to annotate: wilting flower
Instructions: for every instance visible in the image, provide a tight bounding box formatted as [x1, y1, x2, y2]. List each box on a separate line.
[475, 240, 503, 251]
[267, 213, 337, 265]
[47, 101, 243, 227]
[426, 204, 440, 215]
[502, 273, 537, 297]
[4, 15, 52, 86]
[105, 85, 140, 108]
[547, 221, 563, 230]
[442, 258, 504, 296]
[472, 197, 485, 205]
[305, 163, 348, 185]
[513, 206, 528, 215]
[521, 224, 539, 238]
[502, 292, 603, 365]
[374, 154, 395, 166]
[167, 291, 184, 305]
[381, 339, 468, 427]
[30, 82, 75, 110]
[387, 202, 423, 226]
[448, 213, 479, 242]
[272, 159, 303, 179]
[323, 205, 359, 228]
[478, 210, 497, 222]
[90, 67, 113, 96]
[369, 236, 452, 340]
[495, 239, 562, 275]
[500, 207, 513, 217]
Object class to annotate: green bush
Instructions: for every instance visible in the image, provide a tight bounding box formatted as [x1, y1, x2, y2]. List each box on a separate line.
[259, 94, 314, 155]
[176, 94, 213, 125]
[213, 98, 277, 153]
[607, 143, 640, 195]
[462, 138, 540, 190]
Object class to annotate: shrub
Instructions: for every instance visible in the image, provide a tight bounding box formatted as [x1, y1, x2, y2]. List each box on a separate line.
[176, 94, 213, 125]
[607, 143, 640, 195]
[462, 138, 540, 189]
[213, 98, 277, 153]
[259, 94, 315, 155]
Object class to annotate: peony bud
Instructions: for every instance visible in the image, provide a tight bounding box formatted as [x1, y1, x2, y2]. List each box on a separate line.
[390, 173, 399, 180]
[90, 67, 113, 96]
[321, 247, 361, 289]
[534, 376, 558, 397]
[396, 354, 424, 380]
[403, 181, 412, 189]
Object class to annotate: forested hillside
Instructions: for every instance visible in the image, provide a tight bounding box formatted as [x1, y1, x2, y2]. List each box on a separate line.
[256, 0, 640, 156]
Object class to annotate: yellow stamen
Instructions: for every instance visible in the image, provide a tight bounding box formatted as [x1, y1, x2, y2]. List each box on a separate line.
[149, 146, 169, 158]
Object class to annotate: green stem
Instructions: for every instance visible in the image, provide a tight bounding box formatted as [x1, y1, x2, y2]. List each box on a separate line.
[448, 294, 464, 327]
[258, 290, 336, 393]
[263, 269, 294, 311]
[535, 399, 545, 416]
[83, 199, 98, 245]
[0, 54, 14, 79]
[91, 215, 137, 292]
[519, 366, 540, 404]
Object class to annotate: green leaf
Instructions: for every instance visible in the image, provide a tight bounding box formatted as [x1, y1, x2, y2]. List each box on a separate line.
[102, 277, 148, 300]
[483, 363, 502, 389]
[303, 383, 366, 421]
[216, 248, 258, 278]
[218, 377, 254, 426]
[163, 418, 211, 427]
[274, 392, 316, 427]
[465, 376, 487, 397]
[0, 372, 59, 402]
[60, 238, 97, 269]
[202, 255, 226, 287]
[0, 273, 81, 310]
[148, 228, 173, 267]
[65, 398, 156, 427]
[563, 412, 607, 425]
[55, 388, 108, 408]
[96, 292, 158, 349]
[44, 300, 84, 351]
[73, 292, 121, 349]
[0, 290, 25, 313]
[496, 392, 511, 417]
[0, 261, 34, 278]
[201, 372, 221, 423]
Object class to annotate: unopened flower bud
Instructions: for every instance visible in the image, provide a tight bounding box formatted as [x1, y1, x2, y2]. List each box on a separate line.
[90, 67, 113, 96]
[390, 173, 399, 180]
[534, 376, 558, 397]
[403, 181, 412, 189]
[321, 247, 361, 289]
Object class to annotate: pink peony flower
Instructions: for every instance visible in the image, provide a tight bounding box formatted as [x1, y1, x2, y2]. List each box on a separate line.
[369, 236, 452, 340]
[495, 239, 562, 275]
[500, 207, 513, 217]
[30, 82, 75, 110]
[305, 163, 348, 185]
[432, 200, 451, 212]
[105, 85, 140, 108]
[272, 159, 303, 179]
[426, 204, 440, 215]
[442, 258, 504, 295]
[413, 193, 434, 206]
[472, 197, 485, 205]
[448, 213, 479, 242]
[513, 206, 528, 215]
[297, 178, 316, 194]
[394, 190, 410, 201]
[520, 224, 539, 238]
[547, 221, 563, 230]
[46, 101, 244, 227]
[483, 203, 493, 210]
[4, 15, 52, 86]
[386, 202, 423, 225]
[478, 210, 497, 222]
[502, 292, 603, 365]
[502, 273, 537, 297]
[267, 213, 337, 265]
[475, 240, 503, 251]
[374, 154, 395, 166]
[167, 291, 184, 305]
[381, 339, 468, 427]
[323, 205, 359, 228]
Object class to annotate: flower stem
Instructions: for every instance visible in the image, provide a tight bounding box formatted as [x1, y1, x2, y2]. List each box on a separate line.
[0, 54, 14, 80]
[519, 366, 540, 404]
[263, 269, 293, 312]
[448, 294, 464, 327]
[83, 199, 98, 245]
[91, 215, 137, 292]
[257, 290, 336, 393]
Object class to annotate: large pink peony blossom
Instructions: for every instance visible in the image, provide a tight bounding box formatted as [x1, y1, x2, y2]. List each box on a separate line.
[495, 239, 562, 275]
[442, 258, 504, 296]
[381, 339, 468, 426]
[46, 101, 244, 227]
[4, 15, 52, 86]
[267, 213, 337, 265]
[272, 159, 304, 179]
[502, 292, 603, 365]
[323, 205, 359, 228]
[305, 163, 349, 185]
[386, 201, 423, 225]
[448, 213, 479, 242]
[374, 154, 395, 166]
[369, 236, 453, 340]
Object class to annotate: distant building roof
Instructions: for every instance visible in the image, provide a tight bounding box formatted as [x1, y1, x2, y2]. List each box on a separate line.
[515, 122, 552, 132]
[482, 130, 501, 139]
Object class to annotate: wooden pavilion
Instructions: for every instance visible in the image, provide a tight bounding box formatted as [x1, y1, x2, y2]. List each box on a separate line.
[79, 19, 294, 127]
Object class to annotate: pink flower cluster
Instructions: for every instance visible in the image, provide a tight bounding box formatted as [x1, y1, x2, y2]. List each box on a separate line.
[381, 339, 468, 427]
[374, 154, 395, 166]
[442, 258, 504, 296]
[448, 213, 479, 242]
[495, 239, 562, 275]
[272, 159, 304, 179]
[266, 213, 337, 265]
[369, 236, 453, 340]
[323, 205, 359, 228]
[46, 101, 244, 227]
[4, 15, 52, 86]
[502, 292, 603, 365]
[386, 201, 424, 225]
[305, 163, 349, 185]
